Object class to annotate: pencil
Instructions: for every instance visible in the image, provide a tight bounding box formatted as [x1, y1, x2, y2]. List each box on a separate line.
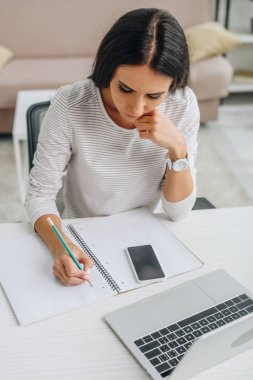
[47, 217, 93, 287]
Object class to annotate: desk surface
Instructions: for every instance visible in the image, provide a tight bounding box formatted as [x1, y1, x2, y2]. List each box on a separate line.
[0, 207, 253, 380]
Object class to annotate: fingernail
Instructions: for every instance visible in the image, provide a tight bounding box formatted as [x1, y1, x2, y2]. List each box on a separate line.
[86, 268, 91, 274]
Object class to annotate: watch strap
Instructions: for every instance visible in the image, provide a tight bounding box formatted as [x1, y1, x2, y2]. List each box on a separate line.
[167, 153, 189, 172]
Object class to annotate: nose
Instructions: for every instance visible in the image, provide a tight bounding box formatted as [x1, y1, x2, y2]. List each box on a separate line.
[127, 97, 145, 118]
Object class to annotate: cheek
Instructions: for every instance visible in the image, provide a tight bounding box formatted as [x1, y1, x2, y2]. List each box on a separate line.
[152, 96, 167, 109]
[145, 98, 164, 111]
[111, 90, 126, 109]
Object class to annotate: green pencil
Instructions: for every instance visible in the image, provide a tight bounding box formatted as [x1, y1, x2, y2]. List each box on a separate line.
[47, 217, 92, 286]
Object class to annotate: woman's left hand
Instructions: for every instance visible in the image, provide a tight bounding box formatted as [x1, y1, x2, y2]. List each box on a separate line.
[135, 109, 187, 157]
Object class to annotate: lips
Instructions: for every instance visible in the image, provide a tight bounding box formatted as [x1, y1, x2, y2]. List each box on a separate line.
[125, 114, 138, 119]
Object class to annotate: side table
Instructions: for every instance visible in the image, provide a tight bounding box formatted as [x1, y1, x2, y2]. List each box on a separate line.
[12, 89, 56, 202]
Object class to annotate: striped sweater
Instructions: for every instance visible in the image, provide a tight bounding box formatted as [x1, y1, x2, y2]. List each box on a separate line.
[25, 79, 200, 226]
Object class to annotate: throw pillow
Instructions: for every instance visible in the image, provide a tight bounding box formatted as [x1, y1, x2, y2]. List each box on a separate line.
[0, 45, 13, 70]
[185, 22, 241, 63]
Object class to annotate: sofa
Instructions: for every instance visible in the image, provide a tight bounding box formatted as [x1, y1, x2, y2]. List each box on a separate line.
[0, 0, 233, 134]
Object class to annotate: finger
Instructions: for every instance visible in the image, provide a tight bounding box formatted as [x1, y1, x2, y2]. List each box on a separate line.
[72, 263, 92, 281]
[137, 109, 157, 119]
[62, 255, 86, 277]
[53, 263, 89, 286]
[135, 121, 153, 131]
[135, 116, 153, 125]
[55, 264, 86, 286]
[53, 266, 70, 286]
[59, 260, 91, 282]
[77, 252, 94, 272]
[138, 130, 152, 139]
[136, 110, 159, 123]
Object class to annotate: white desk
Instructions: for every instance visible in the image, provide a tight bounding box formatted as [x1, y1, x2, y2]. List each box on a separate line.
[0, 207, 253, 380]
[12, 89, 56, 202]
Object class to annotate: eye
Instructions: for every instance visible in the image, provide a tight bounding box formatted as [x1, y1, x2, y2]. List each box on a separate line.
[148, 94, 161, 100]
[118, 84, 132, 93]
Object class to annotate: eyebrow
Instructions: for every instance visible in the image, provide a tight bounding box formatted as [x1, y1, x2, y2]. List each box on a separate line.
[118, 80, 167, 96]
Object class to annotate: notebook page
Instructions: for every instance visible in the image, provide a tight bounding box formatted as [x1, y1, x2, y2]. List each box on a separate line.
[0, 234, 115, 325]
[69, 208, 203, 292]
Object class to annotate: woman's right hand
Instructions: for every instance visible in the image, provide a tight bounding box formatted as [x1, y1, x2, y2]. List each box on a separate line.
[52, 241, 94, 286]
[34, 214, 93, 286]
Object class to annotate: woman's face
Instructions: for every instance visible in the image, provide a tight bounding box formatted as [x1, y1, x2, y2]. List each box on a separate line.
[107, 64, 173, 123]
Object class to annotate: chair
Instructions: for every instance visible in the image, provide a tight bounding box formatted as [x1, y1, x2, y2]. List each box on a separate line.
[27, 101, 51, 171]
[26, 101, 215, 211]
[26, 100, 64, 213]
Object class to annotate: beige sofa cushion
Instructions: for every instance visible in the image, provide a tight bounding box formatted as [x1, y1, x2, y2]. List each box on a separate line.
[0, 46, 13, 70]
[190, 55, 233, 101]
[0, 57, 94, 108]
[185, 22, 241, 63]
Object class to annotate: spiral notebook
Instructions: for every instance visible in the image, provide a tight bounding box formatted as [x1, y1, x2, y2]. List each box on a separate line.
[0, 208, 203, 325]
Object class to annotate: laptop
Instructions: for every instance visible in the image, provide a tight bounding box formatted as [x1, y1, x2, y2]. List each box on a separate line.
[105, 270, 253, 379]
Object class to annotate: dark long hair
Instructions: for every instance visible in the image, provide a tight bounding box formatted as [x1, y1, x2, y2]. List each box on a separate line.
[88, 8, 189, 91]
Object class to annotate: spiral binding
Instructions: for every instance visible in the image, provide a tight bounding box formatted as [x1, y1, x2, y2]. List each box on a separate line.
[67, 224, 121, 293]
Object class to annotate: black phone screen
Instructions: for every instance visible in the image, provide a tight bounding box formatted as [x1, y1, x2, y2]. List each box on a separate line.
[127, 245, 165, 281]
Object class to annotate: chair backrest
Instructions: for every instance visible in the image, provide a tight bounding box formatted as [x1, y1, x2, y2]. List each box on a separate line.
[26, 101, 50, 171]
[26, 101, 64, 214]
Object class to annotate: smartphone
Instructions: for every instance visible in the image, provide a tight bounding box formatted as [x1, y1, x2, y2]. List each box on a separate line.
[126, 244, 166, 283]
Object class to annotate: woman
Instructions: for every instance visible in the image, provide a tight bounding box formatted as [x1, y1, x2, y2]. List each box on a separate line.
[25, 8, 200, 286]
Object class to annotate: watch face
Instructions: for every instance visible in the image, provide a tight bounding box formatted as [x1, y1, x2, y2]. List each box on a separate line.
[173, 158, 188, 172]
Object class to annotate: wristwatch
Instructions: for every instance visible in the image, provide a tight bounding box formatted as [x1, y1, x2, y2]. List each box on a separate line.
[167, 154, 189, 172]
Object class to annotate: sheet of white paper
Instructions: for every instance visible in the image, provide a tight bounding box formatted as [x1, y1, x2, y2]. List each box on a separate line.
[68, 208, 203, 292]
[0, 208, 202, 326]
[0, 235, 114, 325]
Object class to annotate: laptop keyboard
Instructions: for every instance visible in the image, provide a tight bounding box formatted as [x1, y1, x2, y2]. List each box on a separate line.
[134, 293, 253, 378]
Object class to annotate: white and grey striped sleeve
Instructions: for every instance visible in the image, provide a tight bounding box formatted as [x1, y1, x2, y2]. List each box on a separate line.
[161, 89, 200, 221]
[25, 88, 72, 227]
